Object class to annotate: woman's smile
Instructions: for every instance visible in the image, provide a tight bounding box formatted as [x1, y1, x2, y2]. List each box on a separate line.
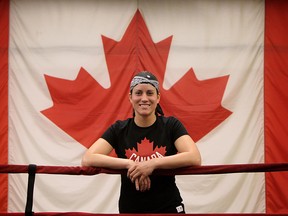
[139, 104, 151, 107]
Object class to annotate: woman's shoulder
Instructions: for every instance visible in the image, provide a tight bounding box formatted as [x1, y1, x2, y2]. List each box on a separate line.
[158, 115, 181, 124]
[112, 117, 134, 129]
[158, 116, 188, 136]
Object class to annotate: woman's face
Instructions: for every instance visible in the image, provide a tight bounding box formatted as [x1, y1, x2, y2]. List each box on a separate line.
[129, 83, 160, 117]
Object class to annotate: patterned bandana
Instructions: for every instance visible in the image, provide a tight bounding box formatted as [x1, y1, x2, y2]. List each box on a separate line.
[130, 71, 159, 92]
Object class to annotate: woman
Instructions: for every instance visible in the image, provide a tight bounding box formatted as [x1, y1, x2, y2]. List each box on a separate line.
[82, 71, 201, 213]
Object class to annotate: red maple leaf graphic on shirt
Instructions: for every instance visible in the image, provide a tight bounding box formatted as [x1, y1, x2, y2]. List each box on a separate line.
[125, 138, 166, 162]
[41, 10, 232, 148]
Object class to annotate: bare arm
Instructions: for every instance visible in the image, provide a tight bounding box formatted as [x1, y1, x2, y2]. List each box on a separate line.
[153, 134, 201, 169]
[81, 138, 133, 169]
[82, 138, 150, 191]
[127, 135, 201, 182]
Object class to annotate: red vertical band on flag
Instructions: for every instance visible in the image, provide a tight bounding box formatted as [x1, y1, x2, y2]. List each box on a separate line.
[0, 0, 9, 212]
[265, 0, 288, 213]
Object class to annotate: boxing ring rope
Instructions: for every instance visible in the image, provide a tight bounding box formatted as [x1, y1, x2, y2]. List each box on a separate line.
[1, 163, 288, 216]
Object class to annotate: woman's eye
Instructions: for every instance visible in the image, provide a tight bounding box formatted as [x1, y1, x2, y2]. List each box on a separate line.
[135, 91, 142, 96]
[147, 91, 154, 96]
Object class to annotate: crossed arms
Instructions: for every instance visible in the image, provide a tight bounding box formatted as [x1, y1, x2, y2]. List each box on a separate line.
[81, 134, 201, 191]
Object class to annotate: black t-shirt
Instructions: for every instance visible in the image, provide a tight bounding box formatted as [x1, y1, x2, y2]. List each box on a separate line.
[101, 116, 188, 213]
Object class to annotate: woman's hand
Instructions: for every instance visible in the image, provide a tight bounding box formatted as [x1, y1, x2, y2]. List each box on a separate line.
[127, 160, 153, 192]
[134, 176, 151, 192]
[127, 160, 155, 184]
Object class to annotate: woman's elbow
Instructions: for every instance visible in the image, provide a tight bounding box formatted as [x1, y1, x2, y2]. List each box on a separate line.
[81, 152, 91, 167]
[190, 152, 202, 166]
[195, 155, 202, 166]
[81, 157, 87, 167]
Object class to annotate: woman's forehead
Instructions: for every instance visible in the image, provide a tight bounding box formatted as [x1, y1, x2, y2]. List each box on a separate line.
[132, 83, 157, 91]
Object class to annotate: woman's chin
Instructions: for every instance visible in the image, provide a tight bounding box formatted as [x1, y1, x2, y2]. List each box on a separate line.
[136, 110, 153, 117]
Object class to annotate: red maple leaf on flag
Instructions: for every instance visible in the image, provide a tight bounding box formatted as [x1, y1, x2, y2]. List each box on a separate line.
[41, 10, 232, 149]
[125, 138, 166, 161]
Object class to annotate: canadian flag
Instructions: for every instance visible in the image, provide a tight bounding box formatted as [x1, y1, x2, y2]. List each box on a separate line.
[0, 0, 288, 213]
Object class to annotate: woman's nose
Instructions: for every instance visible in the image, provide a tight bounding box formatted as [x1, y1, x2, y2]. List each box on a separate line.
[141, 93, 148, 101]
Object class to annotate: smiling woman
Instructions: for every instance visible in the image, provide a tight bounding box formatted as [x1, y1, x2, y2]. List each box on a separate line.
[81, 71, 201, 214]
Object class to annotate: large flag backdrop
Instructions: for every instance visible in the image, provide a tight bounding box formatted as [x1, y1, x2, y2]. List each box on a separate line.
[0, 0, 288, 213]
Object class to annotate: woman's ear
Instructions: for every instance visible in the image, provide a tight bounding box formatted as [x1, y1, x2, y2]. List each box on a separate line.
[128, 92, 132, 103]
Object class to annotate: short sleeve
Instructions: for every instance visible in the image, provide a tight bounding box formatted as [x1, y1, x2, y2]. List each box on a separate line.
[101, 121, 118, 149]
[168, 116, 189, 142]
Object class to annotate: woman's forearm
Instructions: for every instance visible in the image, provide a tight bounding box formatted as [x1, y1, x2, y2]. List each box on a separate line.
[127, 151, 201, 183]
[82, 153, 132, 169]
[153, 151, 201, 170]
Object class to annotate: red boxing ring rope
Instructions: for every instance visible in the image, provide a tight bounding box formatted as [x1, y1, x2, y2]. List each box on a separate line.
[1, 163, 288, 176]
[0, 163, 288, 216]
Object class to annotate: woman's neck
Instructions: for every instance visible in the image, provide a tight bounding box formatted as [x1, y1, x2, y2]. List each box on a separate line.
[134, 114, 156, 127]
